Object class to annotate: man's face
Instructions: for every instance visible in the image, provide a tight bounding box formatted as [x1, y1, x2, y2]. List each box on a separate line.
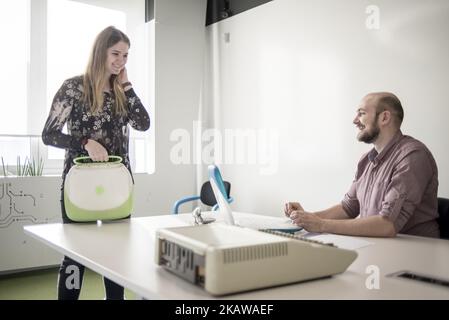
[353, 97, 381, 144]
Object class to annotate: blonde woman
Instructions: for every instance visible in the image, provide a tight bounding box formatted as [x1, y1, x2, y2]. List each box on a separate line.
[42, 26, 150, 299]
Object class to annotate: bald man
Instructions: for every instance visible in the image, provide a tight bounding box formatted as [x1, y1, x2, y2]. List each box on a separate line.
[285, 92, 440, 238]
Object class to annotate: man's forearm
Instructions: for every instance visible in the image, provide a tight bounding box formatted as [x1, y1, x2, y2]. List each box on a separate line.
[321, 215, 396, 237]
[314, 204, 350, 220]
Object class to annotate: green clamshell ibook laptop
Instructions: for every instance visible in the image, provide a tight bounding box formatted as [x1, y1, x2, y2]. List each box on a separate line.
[64, 156, 133, 222]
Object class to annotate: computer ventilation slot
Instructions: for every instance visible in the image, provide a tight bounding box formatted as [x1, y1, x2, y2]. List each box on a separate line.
[223, 243, 288, 264]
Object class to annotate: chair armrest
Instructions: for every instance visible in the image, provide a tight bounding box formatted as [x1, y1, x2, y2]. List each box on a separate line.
[172, 196, 200, 214]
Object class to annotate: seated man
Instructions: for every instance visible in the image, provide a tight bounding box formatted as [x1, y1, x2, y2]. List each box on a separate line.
[285, 92, 440, 238]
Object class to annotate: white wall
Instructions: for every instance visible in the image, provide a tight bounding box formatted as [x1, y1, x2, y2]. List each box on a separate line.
[202, 0, 449, 215]
[147, 0, 208, 213]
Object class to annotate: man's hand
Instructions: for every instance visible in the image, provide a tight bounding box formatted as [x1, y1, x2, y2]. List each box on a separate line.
[284, 202, 304, 217]
[84, 139, 109, 162]
[290, 211, 325, 233]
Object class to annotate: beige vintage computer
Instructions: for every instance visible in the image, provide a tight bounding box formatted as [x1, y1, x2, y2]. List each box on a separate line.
[154, 165, 358, 296]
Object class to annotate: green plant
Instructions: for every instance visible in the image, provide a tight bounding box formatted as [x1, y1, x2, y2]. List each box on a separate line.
[27, 156, 45, 176]
[0, 156, 45, 177]
[1, 156, 7, 177]
[16, 156, 30, 177]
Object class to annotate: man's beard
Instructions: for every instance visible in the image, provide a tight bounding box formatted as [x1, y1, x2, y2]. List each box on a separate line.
[357, 122, 380, 144]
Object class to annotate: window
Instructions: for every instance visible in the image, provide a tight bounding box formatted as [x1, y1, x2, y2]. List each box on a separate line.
[0, 0, 29, 135]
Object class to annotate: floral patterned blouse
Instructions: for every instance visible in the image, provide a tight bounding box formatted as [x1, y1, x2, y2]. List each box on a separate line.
[42, 75, 150, 179]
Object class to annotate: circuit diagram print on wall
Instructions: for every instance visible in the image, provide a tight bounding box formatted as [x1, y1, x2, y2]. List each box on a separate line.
[0, 182, 58, 229]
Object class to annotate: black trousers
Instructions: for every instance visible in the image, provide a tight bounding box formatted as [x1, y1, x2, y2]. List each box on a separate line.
[58, 184, 124, 300]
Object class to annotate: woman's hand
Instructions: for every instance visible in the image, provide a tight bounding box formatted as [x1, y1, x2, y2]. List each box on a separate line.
[84, 139, 109, 162]
[118, 67, 129, 84]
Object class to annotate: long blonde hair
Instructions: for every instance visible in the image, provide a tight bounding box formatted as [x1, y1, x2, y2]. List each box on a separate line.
[82, 26, 130, 116]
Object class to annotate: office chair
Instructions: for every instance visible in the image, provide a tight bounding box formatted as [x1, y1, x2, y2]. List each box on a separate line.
[437, 197, 449, 240]
[172, 181, 232, 214]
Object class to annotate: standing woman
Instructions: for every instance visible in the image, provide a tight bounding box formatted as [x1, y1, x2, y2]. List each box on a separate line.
[42, 26, 150, 299]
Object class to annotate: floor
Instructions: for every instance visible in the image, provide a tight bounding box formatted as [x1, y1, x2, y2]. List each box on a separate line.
[0, 267, 136, 300]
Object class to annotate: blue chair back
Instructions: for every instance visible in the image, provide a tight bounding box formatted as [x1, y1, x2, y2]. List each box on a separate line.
[172, 181, 231, 214]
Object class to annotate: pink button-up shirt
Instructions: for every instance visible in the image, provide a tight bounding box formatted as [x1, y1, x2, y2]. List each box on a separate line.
[342, 131, 440, 238]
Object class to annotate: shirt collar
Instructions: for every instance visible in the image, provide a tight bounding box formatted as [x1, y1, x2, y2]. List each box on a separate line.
[369, 130, 403, 164]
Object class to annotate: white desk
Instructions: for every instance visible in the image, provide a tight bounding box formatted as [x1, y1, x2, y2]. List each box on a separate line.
[24, 212, 449, 299]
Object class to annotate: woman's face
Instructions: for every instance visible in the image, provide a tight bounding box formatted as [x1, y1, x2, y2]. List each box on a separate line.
[106, 41, 129, 76]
